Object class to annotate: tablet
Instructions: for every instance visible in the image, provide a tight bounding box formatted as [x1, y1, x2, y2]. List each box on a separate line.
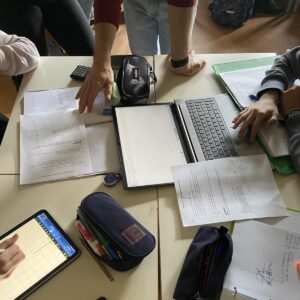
[0, 210, 80, 300]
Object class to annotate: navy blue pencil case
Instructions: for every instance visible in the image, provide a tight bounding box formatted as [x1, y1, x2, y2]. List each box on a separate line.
[174, 226, 233, 300]
[77, 192, 156, 271]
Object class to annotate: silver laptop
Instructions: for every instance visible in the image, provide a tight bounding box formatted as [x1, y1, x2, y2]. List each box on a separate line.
[174, 93, 263, 163]
[113, 93, 263, 188]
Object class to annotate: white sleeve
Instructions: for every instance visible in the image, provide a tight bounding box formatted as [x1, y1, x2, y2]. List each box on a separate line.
[0, 30, 40, 76]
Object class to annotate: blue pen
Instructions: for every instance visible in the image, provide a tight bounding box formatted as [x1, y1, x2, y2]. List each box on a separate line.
[106, 246, 119, 260]
[249, 94, 258, 101]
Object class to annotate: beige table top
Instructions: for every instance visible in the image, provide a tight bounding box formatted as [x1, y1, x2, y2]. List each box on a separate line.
[0, 56, 155, 175]
[0, 175, 158, 300]
[155, 53, 300, 300]
[154, 53, 276, 103]
[1, 53, 299, 300]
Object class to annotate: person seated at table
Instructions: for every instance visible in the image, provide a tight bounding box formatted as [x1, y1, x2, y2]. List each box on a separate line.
[0, 30, 40, 75]
[0, 0, 94, 56]
[232, 46, 300, 173]
[76, 0, 206, 113]
[0, 30, 40, 144]
[0, 234, 25, 277]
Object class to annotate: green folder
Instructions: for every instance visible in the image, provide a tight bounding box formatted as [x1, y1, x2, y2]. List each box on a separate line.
[212, 56, 295, 175]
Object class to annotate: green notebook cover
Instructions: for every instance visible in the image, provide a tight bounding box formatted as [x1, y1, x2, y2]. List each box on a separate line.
[212, 56, 295, 175]
[212, 56, 276, 74]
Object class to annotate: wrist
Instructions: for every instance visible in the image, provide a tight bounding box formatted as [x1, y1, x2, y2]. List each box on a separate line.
[93, 55, 111, 70]
[170, 56, 189, 68]
[262, 89, 281, 105]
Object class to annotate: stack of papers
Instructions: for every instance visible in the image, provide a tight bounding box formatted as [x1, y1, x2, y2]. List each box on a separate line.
[20, 87, 119, 184]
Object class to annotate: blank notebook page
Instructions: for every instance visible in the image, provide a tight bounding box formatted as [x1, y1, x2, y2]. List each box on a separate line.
[115, 105, 187, 187]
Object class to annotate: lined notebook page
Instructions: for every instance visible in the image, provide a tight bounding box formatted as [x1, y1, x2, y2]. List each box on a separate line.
[115, 105, 187, 187]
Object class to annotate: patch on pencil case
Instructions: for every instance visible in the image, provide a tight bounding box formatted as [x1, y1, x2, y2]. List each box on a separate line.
[122, 224, 146, 245]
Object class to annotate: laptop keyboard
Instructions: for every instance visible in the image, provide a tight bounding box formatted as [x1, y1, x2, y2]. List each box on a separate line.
[186, 98, 237, 160]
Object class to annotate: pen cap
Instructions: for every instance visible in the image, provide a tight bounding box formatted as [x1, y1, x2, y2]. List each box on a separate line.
[173, 226, 233, 300]
[79, 192, 156, 271]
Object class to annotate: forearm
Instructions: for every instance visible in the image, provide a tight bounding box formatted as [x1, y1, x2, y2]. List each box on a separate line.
[168, 4, 195, 60]
[0, 33, 39, 75]
[258, 46, 300, 97]
[93, 23, 117, 68]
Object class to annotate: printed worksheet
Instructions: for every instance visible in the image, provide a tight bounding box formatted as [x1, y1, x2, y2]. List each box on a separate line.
[224, 220, 300, 300]
[86, 122, 119, 174]
[20, 110, 92, 184]
[172, 154, 288, 226]
[23, 87, 112, 124]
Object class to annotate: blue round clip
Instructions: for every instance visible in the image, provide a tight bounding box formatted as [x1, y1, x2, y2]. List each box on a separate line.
[103, 173, 121, 187]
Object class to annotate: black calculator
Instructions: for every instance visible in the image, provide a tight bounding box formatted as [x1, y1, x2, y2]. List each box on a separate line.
[70, 65, 91, 81]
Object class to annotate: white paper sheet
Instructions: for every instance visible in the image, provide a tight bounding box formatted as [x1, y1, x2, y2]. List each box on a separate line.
[20, 110, 92, 184]
[85, 122, 120, 174]
[260, 210, 300, 233]
[23, 87, 112, 124]
[224, 220, 300, 300]
[258, 123, 289, 157]
[219, 65, 271, 108]
[172, 154, 288, 226]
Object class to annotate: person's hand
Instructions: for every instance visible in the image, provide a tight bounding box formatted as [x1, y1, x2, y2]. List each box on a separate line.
[0, 234, 25, 277]
[281, 85, 300, 117]
[170, 50, 206, 76]
[75, 62, 114, 113]
[232, 90, 280, 143]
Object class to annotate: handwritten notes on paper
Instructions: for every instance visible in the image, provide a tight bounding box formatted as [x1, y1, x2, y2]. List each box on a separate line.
[172, 154, 288, 226]
[20, 111, 92, 184]
[224, 220, 300, 300]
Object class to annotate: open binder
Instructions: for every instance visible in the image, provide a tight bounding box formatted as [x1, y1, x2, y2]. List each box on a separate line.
[212, 56, 295, 175]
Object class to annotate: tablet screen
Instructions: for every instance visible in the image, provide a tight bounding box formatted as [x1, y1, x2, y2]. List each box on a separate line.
[0, 210, 80, 300]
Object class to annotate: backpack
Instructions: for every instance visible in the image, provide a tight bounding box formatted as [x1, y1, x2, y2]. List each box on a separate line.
[209, 0, 255, 28]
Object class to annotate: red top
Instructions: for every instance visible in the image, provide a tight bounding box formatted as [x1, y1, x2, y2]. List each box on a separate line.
[94, 0, 196, 29]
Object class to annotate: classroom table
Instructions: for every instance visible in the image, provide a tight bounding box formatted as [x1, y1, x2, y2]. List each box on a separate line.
[0, 56, 155, 175]
[0, 175, 158, 300]
[1, 53, 300, 300]
[154, 54, 300, 300]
